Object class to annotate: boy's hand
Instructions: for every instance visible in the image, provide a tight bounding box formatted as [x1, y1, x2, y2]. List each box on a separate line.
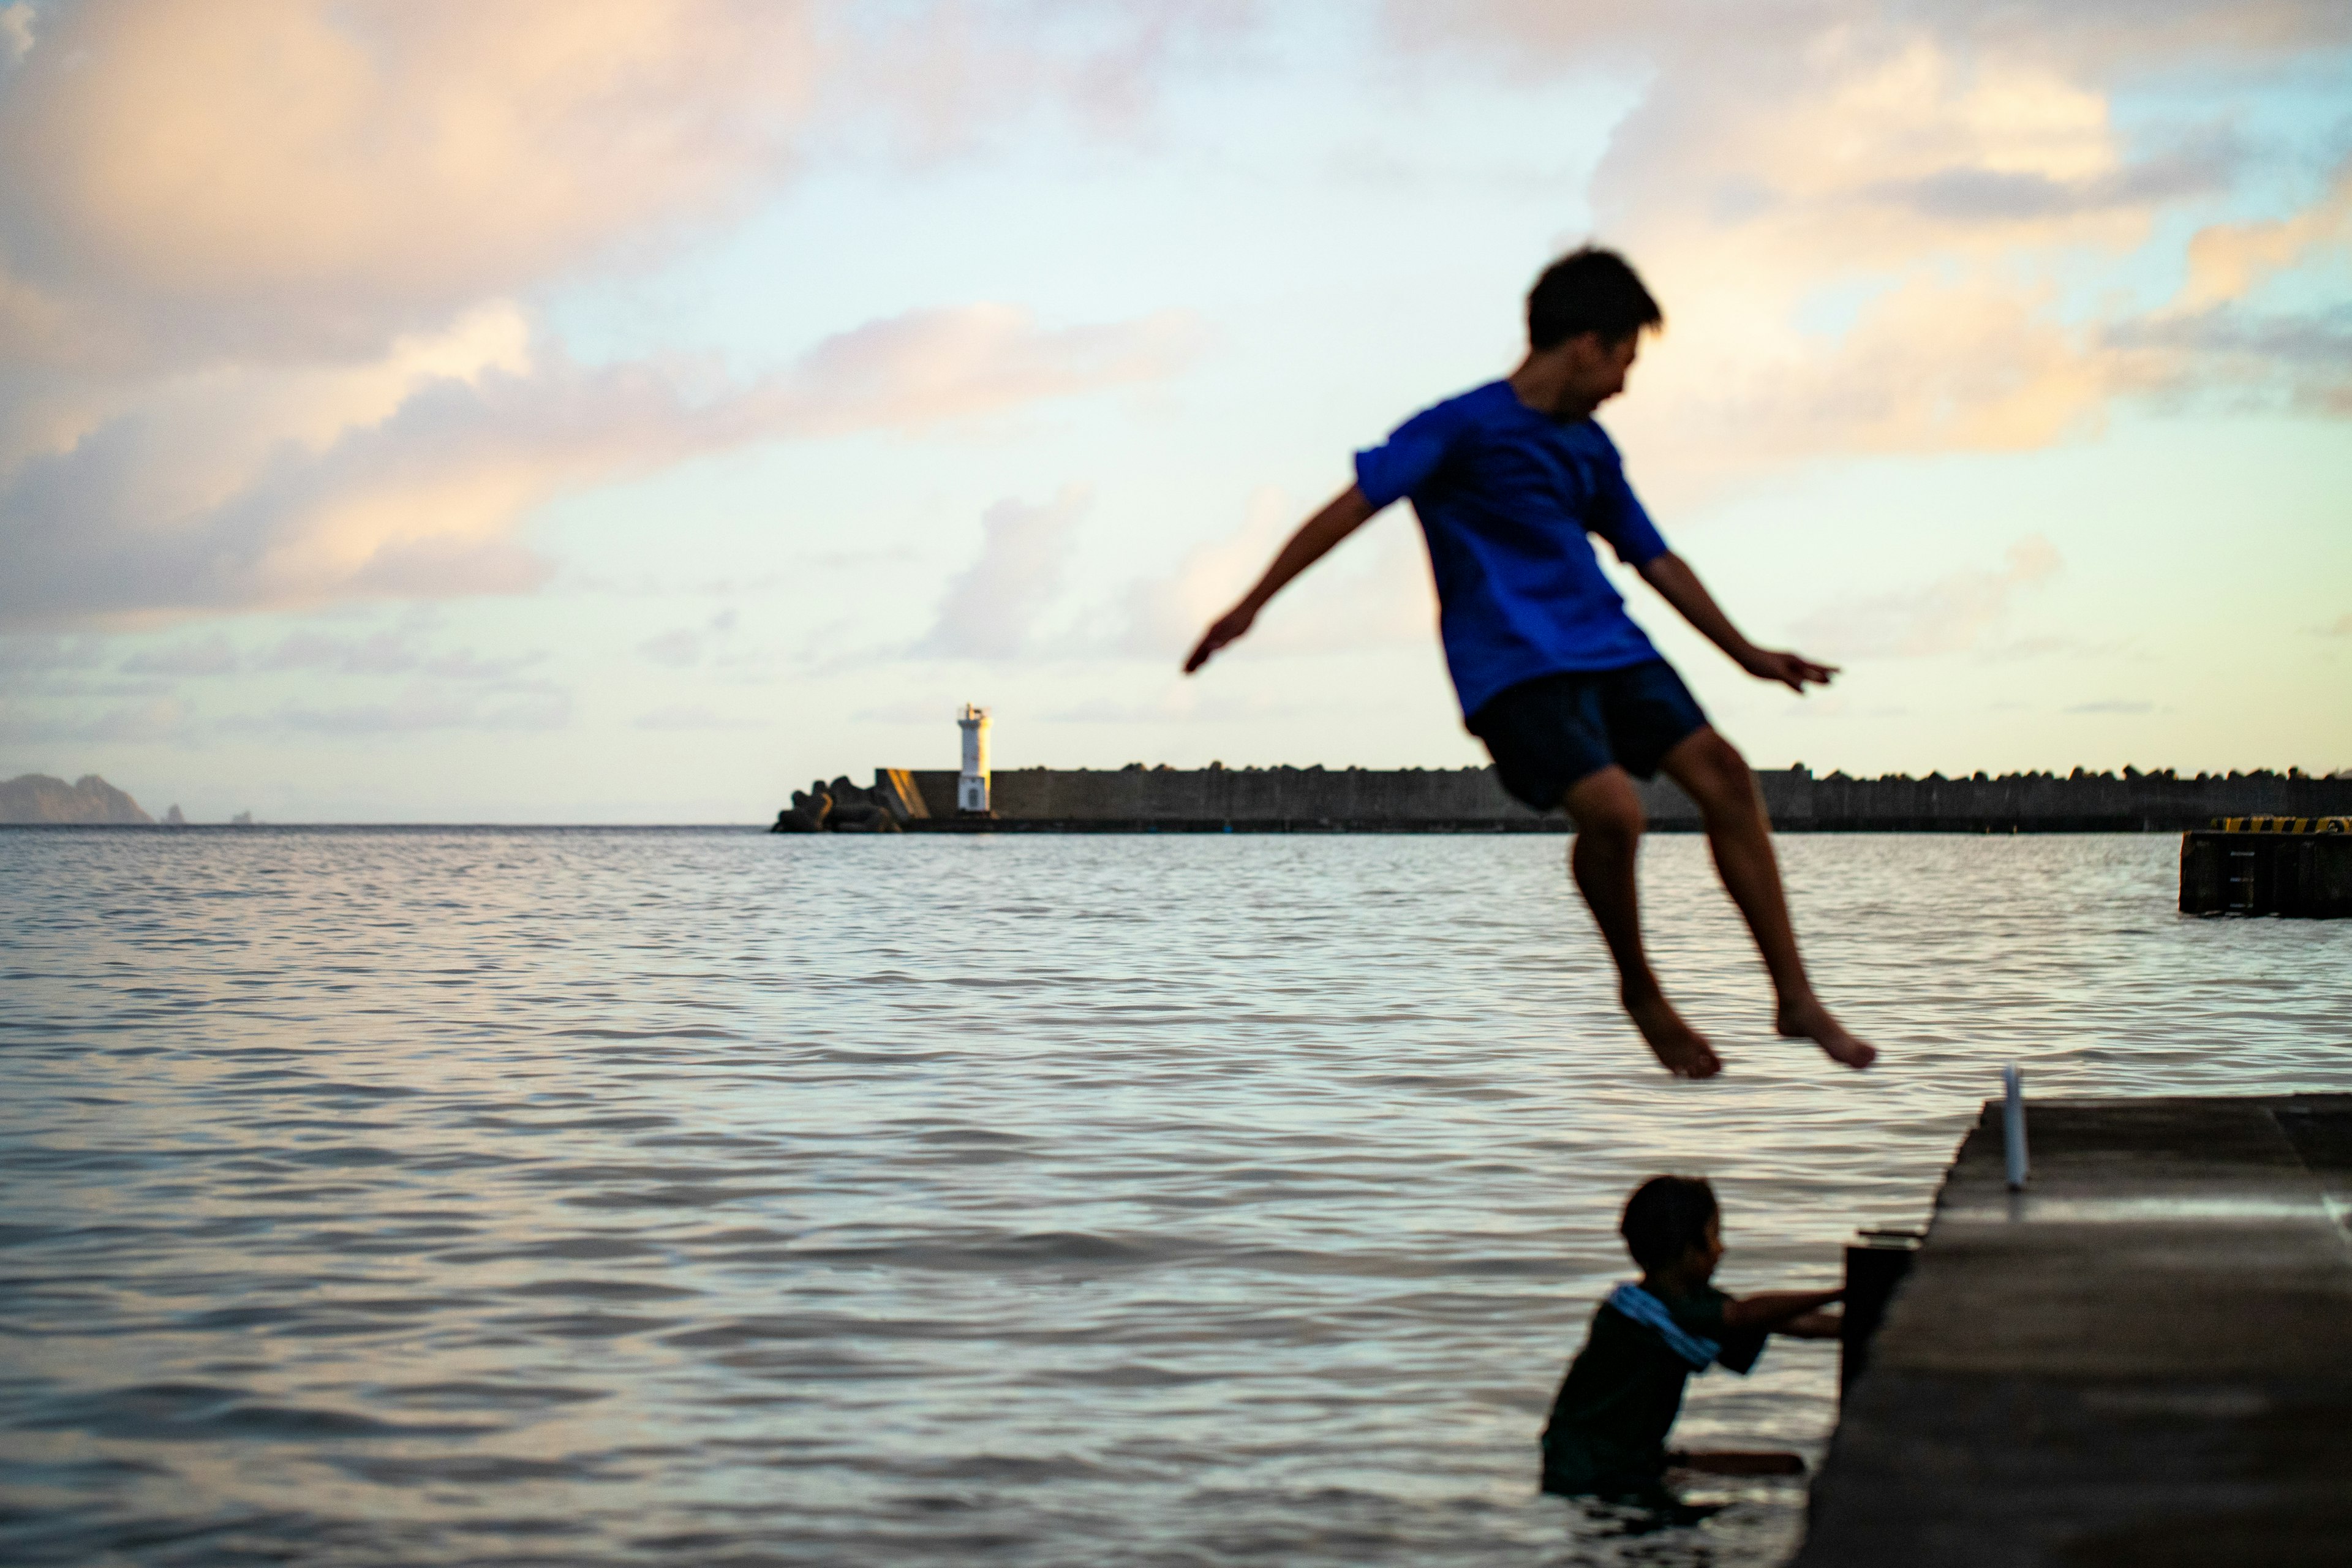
[1184, 601, 1258, 673]
[1637, 555, 1838, 692]
[1738, 647, 1838, 693]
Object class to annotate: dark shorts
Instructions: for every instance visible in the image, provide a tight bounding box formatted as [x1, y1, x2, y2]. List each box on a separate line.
[1467, 660, 1709, 810]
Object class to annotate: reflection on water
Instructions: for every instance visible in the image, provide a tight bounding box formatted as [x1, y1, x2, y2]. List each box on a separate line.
[2, 829, 2346, 1566]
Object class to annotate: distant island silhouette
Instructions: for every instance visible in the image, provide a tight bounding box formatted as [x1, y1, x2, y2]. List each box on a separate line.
[0, 773, 154, 825]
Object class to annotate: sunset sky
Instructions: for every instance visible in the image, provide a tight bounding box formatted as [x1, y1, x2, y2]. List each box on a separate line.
[2, 1, 2347, 821]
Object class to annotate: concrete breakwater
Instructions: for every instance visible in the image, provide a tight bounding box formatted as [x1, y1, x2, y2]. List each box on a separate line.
[1795, 1093, 2352, 1566]
[778, 764, 2352, 833]
[769, 777, 913, 833]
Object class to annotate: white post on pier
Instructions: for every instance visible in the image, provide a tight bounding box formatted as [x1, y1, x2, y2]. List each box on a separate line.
[2002, 1063, 2030, 1191]
[957, 703, 992, 814]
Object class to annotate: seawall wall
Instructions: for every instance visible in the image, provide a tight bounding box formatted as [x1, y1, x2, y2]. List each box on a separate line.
[889, 765, 2352, 832]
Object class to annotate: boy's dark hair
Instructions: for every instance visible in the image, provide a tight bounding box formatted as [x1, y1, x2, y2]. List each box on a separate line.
[1619, 1175, 1718, 1273]
[1527, 247, 1664, 350]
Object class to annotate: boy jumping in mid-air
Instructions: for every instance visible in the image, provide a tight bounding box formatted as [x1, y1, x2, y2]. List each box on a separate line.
[1542, 1175, 1841, 1501]
[1184, 247, 1872, 1077]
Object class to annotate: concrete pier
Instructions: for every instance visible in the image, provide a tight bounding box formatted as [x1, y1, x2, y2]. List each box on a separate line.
[2180, 821, 2352, 917]
[1795, 1094, 2352, 1566]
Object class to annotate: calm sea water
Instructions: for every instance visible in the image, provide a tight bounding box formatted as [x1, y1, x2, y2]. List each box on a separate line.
[3, 829, 2348, 1567]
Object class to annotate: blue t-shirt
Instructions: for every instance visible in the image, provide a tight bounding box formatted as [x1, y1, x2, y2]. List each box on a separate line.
[1354, 380, 1670, 718]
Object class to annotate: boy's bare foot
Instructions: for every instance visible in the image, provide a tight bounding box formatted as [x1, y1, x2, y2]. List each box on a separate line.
[1625, 991, 1722, 1079]
[1776, 996, 1876, 1069]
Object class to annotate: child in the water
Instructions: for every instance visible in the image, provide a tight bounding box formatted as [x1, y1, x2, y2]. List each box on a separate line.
[1542, 1175, 1842, 1499]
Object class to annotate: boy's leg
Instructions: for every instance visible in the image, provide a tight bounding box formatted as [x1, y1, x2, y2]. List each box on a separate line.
[1656, 728, 1875, 1069]
[1562, 766, 1721, 1079]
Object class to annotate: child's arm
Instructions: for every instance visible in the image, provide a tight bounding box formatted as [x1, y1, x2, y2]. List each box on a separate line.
[1774, 1310, 1843, 1339]
[1635, 552, 1837, 694]
[1184, 485, 1379, 673]
[1722, 1286, 1844, 1337]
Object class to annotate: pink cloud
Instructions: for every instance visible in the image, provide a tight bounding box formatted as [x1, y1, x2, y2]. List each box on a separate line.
[0, 1, 1218, 633]
[0, 2, 821, 363]
[1381, 2, 2352, 496]
[2173, 164, 2352, 311]
[0, 304, 1198, 628]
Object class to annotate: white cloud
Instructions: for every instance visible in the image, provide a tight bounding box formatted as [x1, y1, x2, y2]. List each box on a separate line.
[0, 635, 108, 676]
[250, 630, 545, 681]
[1792, 536, 2061, 658]
[419, 649, 547, 683]
[258, 631, 419, 676]
[0, 697, 192, 745]
[252, 687, 574, 736]
[638, 607, 750, 670]
[0, 4, 32, 68]
[835, 477, 1433, 673]
[1116, 485, 1436, 664]
[639, 630, 707, 669]
[846, 698, 976, 725]
[119, 636, 241, 677]
[633, 704, 756, 731]
[1039, 685, 1327, 725]
[914, 485, 1093, 660]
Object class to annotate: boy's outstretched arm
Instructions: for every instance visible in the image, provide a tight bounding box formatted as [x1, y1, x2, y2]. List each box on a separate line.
[1183, 485, 1379, 673]
[1723, 1286, 1844, 1338]
[1636, 552, 1837, 694]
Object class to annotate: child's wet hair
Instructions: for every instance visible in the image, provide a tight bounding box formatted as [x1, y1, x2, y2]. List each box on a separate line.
[1619, 1175, 1718, 1273]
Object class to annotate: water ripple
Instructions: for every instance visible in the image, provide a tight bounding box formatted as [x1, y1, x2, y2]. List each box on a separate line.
[2, 828, 2347, 1566]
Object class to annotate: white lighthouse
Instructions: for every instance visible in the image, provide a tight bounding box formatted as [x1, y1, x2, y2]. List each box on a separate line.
[957, 703, 992, 813]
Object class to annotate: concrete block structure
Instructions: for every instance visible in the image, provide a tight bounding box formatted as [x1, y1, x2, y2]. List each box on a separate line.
[2180, 820, 2352, 916]
[1796, 1094, 2352, 1566]
[875, 763, 2352, 834]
